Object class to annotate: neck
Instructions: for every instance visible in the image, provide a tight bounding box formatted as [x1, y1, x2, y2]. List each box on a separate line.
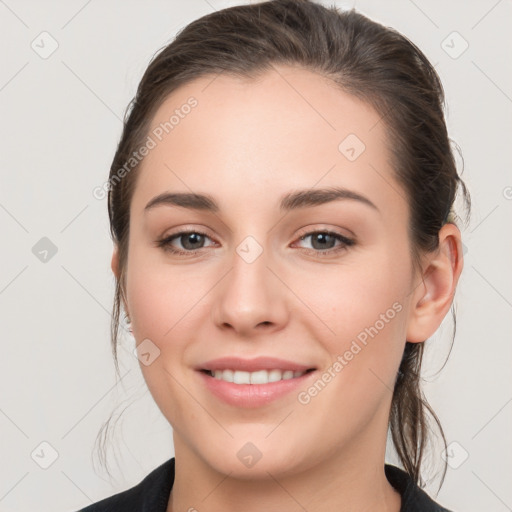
[166, 411, 401, 512]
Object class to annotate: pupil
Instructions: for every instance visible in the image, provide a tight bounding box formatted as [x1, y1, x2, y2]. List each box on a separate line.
[183, 233, 204, 250]
[312, 233, 333, 250]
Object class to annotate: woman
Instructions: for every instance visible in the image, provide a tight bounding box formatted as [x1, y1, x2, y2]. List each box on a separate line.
[78, 0, 470, 510]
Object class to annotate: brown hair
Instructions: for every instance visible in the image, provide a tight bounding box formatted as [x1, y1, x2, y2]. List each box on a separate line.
[101, 0, 471, 490]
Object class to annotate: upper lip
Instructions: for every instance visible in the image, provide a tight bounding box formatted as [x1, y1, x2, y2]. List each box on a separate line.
[198, 356, 316, 373]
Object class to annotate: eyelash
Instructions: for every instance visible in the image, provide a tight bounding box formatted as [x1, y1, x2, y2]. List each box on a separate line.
[156, 228, 355, 258]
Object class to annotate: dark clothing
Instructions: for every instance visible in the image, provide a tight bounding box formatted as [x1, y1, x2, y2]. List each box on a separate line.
[77, 457, 453, 511]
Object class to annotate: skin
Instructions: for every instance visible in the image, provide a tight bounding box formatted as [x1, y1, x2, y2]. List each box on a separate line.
[111, 64, 463, 512]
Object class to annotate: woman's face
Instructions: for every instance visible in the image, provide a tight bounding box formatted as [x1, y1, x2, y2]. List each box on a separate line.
[121, 65, 422, 477]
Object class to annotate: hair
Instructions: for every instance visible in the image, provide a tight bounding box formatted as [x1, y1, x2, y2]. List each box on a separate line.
[99, 0, 471, 492]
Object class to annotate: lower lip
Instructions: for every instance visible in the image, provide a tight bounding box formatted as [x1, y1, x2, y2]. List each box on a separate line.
[197, 370, 316, 408]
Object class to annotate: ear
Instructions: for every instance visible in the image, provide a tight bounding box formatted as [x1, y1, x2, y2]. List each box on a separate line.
[406, 223, 464, 343]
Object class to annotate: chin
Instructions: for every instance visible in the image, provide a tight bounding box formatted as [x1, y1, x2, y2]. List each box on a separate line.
[197, 439, 308, 480]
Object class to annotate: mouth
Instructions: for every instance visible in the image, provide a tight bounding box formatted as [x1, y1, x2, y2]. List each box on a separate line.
[196, 357, 318, 407]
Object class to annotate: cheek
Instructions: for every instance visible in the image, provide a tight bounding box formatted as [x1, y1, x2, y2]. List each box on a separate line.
[299, 251, 410, 386]
[125, 244, 205, 340]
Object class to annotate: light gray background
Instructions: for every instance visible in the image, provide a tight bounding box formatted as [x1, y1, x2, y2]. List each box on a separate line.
[1, 1, 510, 511]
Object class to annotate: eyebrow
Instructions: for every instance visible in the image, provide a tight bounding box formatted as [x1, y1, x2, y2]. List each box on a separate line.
[144, 186, 379, 214]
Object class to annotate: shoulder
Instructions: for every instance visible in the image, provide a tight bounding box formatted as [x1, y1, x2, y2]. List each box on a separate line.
[73, 457, 175, 512]
[385, 464, 454, 512]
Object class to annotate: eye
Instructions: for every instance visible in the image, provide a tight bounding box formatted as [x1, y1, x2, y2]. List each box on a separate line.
[157, 229, 216, 256]
[156, 228, 355, 258]
[292, 230, 355, 256]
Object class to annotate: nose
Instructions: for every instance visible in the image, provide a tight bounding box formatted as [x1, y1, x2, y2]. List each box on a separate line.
[211, 241, 289, 337]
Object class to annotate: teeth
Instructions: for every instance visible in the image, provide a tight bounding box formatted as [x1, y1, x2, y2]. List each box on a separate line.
[211, 369, 307, 384]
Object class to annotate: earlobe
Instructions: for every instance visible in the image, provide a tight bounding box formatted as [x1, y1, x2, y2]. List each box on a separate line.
[111, 245, 120, 279]
[406, 224, 464, 343]
[111, 245, 130, 316]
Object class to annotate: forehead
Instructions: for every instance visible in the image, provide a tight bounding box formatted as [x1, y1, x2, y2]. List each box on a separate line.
[130, 65, 404, 219]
